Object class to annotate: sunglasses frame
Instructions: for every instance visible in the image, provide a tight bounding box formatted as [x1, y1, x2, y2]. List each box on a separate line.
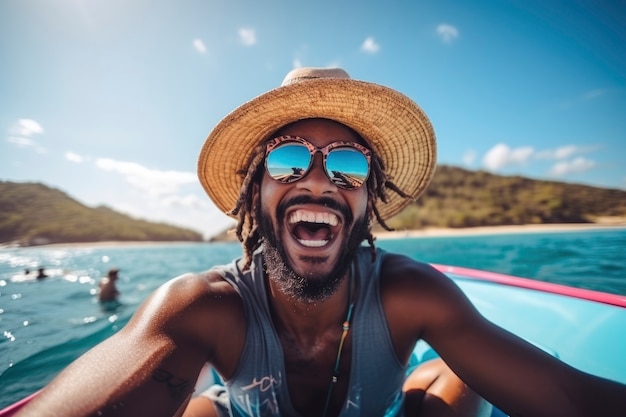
[265, 135, 372, 189]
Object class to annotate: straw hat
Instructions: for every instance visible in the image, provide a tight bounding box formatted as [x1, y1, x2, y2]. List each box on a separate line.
[198, 67, 436, 221]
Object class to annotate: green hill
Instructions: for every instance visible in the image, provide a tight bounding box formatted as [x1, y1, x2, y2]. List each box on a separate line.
[385, 165, 626, 230]
[0, 181, 204, 246]
[209, 165, 626, 241]
[3, 167, 626, 246]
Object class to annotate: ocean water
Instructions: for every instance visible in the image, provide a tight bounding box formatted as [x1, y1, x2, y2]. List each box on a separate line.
[1, 228, 625, 409]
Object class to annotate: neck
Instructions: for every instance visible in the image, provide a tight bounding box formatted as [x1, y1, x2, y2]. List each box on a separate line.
[265, 267, 353, 343]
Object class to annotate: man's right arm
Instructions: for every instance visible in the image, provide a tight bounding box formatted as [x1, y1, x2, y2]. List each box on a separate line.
[16, 271, 244, 417]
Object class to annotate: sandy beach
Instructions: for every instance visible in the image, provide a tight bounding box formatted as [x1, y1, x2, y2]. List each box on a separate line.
[374, 222, 626, 240]
[13, 222, 625, 249]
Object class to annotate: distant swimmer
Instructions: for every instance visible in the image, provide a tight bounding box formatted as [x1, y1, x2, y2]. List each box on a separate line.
[98, 268, 120, 302]
[36, 268, 48, 280]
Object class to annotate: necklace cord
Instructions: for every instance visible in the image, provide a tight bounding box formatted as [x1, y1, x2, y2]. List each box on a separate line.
[321, 265, 356, 417]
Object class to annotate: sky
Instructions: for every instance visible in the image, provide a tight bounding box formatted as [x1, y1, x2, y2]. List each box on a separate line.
[1, 0, 625, 239]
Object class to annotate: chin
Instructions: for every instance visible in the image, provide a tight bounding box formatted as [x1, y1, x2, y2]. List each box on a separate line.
[259, 211, 369, 303]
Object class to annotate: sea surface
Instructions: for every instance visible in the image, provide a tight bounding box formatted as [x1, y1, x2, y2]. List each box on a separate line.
[1, 228, 625, 409]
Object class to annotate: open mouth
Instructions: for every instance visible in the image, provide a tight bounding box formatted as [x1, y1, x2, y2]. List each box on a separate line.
[288, 209, 340, 248]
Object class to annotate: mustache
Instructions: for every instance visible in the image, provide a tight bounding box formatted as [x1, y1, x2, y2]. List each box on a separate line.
[276, 195, 354, 225]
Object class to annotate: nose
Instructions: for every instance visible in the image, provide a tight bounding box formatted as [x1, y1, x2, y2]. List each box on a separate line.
[296, 152, 337, 195]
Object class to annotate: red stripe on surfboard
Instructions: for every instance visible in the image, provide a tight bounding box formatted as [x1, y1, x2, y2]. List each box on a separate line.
[0, 391, 40, 417]
[432, 264, 626, 308]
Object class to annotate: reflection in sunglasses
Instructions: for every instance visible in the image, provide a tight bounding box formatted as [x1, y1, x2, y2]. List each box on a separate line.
[265, 136, 371, 190]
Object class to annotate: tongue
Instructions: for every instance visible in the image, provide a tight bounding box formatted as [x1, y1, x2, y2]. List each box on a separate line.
[293, 223, 331, 241]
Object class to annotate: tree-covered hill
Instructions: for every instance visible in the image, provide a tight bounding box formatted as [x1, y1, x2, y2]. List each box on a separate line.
[385, 165, 626, 230]
[3, 166, 626, 246]
[210, 165, 626, 241]
[0, 181, 203, 246]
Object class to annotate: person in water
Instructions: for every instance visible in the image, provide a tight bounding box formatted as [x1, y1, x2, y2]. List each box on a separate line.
[98, 268, 121, 303]
[16, 68, 626, 417]
[35, 267, 48, 280]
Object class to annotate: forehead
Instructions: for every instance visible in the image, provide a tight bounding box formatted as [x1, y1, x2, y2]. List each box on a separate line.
[273, 118, 367, 148]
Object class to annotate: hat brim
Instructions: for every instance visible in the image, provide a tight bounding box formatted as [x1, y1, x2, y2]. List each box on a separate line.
[198, 77, 436, 221]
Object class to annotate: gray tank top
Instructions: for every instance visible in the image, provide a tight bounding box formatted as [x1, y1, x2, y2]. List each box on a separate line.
[212, 247, 406, 417]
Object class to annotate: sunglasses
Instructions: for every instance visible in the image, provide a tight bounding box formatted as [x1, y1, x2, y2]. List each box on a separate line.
[265, 135, 371, 190]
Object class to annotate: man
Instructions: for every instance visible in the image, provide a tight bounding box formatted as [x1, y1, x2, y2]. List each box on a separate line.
[98, 268, 121, 303]
[16, 68, 626, 417]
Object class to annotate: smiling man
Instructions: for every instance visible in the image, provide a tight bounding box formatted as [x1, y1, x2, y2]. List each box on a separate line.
[16, 68, 626, 417]
[258, 121, 370, 302]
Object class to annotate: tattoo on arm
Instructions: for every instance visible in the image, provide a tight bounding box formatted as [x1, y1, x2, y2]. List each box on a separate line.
[152, 368, 193, 399]
[92, 369, 193, 415]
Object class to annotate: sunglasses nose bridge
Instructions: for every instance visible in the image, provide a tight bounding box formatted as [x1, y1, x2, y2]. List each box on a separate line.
[296, 149, 337, 192]
[309, 150, 328, 176]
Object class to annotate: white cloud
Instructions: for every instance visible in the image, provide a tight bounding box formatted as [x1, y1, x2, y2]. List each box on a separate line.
[480, 142, 600, 179]
[7, 119, 45, 149]
[93, 158, 233, 237]
[360, 37, 380, 53]
[238, 28, 257, 46]
[162, 193, 206, 209]
[436, 24, 459, 43]
[65, 151, 84, 163]
[483, 143, 534, 171]
[462, 150, 477, 166]
[552, 145, 579, 159]
[549, 157, 595, 176]
[107, 197, 223, 231]
[10, 119, 44, 136]
[7, 137, 36, 147]
[95, 158, 197, 197]
[535, 144, 598, 161]
[535, 145, 578, 160]
[193, 38, 207, 54]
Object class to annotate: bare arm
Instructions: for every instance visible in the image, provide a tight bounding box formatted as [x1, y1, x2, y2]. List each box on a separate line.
[432, 304, 626, 417]
[16, 271, 244, 417]
[382, 254, 626, 417]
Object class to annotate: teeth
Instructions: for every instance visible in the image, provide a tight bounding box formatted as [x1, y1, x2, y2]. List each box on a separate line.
[298, 239, 328, 248]
[288, 210, 339, 226]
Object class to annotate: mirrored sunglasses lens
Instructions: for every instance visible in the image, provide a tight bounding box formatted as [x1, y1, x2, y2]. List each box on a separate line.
[326, 149, 369, 189]
[266, 143, 311, 183]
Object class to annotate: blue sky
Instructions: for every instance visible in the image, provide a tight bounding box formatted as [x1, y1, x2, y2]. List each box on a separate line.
[1, 0, 625, 238]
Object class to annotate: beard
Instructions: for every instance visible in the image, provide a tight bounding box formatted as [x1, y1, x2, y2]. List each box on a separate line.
[257, 196, 369, 303]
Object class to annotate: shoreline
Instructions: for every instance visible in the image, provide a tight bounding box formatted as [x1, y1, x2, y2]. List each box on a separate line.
[5, 223, 625, 249]
[374, 222, 626, 240]
[1, 240, 204, 250]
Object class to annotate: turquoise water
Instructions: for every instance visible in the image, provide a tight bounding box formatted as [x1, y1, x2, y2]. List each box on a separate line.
[1, 228, 625, 409]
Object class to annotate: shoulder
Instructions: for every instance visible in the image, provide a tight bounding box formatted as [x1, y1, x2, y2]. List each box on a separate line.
[160, 269, 237, 296]
[152, 270, 243, 319]
[378, 252, 483, 343]
[109, 268, 247, 379]
[127, 269, 245, 349]
[379, 252, 459, 297]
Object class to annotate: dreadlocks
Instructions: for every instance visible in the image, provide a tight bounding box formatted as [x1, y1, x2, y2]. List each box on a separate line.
[228, 141, 411, 270]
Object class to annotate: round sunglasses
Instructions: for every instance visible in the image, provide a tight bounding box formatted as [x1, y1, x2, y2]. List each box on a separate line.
[265, 135, 371, 190]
